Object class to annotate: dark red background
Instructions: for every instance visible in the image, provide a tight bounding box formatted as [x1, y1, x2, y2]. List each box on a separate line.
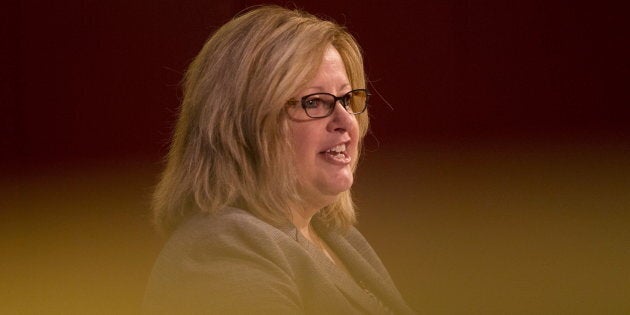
[4, 1, 628, 170]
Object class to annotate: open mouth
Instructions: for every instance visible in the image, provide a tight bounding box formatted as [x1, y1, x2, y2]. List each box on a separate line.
[321, 143, 351, 163]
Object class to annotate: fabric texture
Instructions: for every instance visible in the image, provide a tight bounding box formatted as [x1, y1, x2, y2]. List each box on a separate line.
[143, 207, 416, 314]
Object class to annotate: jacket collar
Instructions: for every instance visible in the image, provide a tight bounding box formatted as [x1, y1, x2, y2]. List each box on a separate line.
[278, 217, 405, 314]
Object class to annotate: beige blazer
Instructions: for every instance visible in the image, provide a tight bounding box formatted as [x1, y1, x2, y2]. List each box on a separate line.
[143, 207, 416, 314]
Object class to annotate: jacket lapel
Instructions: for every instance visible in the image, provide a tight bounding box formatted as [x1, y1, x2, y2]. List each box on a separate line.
[297, 228, 383, 313]
[278, 222, 384, 313]
[314, 221, 415, 315]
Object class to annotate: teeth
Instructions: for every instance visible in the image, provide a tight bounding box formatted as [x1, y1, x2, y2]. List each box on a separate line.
[326, 144, 346, 154]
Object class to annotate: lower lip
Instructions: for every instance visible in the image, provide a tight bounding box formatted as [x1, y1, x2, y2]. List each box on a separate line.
[320, 152, 352, 165]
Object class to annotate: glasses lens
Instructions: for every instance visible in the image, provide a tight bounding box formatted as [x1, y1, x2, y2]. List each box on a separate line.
[298, 90, 369, 118]
[303, 94, 335, 118]
[346, 90, 368, 114]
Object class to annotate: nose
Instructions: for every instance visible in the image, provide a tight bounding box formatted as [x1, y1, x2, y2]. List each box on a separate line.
[326, 101, 355, 132]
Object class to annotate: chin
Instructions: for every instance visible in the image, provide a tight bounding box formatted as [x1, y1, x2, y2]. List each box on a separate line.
[324, 177, 354, 196]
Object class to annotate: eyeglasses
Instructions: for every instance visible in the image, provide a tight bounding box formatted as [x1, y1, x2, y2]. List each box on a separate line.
[287, 89, 370, 119]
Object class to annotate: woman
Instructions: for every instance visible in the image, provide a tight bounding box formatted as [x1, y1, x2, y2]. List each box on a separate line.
[143, 5, 415, 314]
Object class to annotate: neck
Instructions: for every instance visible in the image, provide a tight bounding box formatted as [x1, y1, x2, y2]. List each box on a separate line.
[290, 206, 319, 240]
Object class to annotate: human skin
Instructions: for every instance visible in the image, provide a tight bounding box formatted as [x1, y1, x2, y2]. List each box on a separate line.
[288, 45, 360, 225]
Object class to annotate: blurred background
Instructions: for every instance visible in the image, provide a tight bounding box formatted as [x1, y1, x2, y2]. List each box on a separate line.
[2, 0, 629, 314]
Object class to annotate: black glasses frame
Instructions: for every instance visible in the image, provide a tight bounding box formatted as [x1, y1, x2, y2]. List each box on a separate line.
[287, 88, 370, 119]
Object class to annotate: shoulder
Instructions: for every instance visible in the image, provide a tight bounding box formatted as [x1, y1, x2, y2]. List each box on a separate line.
[163, 207, 298, 264]
[144, 207, 304, 313]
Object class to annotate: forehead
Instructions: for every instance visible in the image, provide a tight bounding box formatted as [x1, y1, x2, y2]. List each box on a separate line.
[303, 46, 350, 92]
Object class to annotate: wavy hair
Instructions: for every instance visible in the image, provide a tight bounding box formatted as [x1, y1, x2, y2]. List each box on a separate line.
[153, 5, 368, 234]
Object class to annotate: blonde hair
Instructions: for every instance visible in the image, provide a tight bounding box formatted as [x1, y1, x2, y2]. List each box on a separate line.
[153, 5, 369, 234]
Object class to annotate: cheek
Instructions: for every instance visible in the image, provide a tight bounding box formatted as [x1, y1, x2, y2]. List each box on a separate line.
[292, 141, 310, 164]
[288, 123, 313, 165]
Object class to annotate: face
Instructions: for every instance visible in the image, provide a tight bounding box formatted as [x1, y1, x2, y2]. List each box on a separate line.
[288, 45, 360, 211]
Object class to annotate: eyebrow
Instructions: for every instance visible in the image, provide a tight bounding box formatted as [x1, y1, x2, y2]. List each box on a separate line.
[306, 83, 351, 93]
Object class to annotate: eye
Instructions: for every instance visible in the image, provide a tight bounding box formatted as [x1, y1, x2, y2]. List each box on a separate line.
[303, 96, 325, 109]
